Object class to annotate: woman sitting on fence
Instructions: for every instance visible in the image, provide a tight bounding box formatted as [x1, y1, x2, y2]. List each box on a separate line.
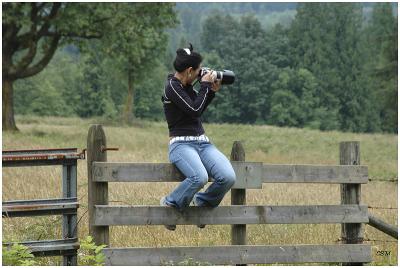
[160, 44, 236, 231]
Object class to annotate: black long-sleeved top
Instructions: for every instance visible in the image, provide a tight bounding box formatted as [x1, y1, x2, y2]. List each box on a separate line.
[162, 74, 215, 137]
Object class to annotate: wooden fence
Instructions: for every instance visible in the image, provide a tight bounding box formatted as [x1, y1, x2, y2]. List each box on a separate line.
[2, 148, 84, 265]
[87, 124, 372, 265]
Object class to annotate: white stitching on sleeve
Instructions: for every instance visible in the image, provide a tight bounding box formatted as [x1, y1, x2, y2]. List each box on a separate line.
[169, 80, 208, 112]
[163, 85, 169, 100]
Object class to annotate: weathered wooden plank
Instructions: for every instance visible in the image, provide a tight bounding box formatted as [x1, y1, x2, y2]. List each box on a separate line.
[103, 244, 372, 265]
[232, 161, 262, 188]
[340, 141, 363, 266]
[368, 213, 398, 239]
[94, 205, 368, 226]
[230, 141, 247, 249]
[87, 125, 109, 247]
[93, 161, 263, 189]
[262, 164, 368, 183]
[92, 162, 368, 185]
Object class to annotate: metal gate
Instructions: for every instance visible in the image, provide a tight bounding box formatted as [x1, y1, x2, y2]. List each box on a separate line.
[2, 148, 84, 265]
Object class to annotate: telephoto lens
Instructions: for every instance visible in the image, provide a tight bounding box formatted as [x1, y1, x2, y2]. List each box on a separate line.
[220, 70, 235, 85]
[199, 68, 235, 85]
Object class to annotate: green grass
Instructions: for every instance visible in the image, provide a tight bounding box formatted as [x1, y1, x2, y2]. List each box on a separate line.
[2, 115, 398, 265]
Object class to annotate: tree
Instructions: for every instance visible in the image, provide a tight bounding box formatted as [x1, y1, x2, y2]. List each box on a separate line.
[289, 3, 340, 130]
[201, 14, 280, 124]
[134, 61, 169, 121]
[2, 3, 177, 130]
[91, 3, 177, 123]
[289, 3, 376, 132]
[2, 3, 96, 130]
[76, 53, 117, 119]
[364, 3, 397, 132]
[269, 68, 322, 128]
[14, 49, 78, 117]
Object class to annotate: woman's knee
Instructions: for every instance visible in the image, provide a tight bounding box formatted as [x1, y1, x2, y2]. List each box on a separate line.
[190, 171, 209, 188]
[219, 170, 236, 187]
[227, 172, 236, 187]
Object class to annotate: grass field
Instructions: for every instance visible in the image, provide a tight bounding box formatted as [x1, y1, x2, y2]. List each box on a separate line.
[2, 115, 398, 265]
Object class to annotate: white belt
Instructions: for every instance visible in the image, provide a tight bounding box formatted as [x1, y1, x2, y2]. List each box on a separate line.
[169, 134, 210, 145]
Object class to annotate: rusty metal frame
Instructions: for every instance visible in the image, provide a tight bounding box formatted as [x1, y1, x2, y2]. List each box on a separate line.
[3, 238, 80, 257]
[2, 197, 78, 217]
[2, 148, 82, 265]
[3, 148, 85, 167]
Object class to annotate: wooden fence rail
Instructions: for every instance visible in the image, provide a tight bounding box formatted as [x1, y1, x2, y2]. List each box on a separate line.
[368, 213, 398, 239]
[92, 162, 368, 185]
[103, 244, 372, 265]
[87, 125, 372, 266]
[93, 205, 369, 226]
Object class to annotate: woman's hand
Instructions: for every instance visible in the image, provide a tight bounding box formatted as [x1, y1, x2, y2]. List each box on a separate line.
[201, 71, 214, 83]
[211, 80, 221, 92]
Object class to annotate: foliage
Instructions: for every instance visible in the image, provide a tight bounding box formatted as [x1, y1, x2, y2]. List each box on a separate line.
[10, 3, 398, 133]
[82, 3, 177, 122]
[3, 2, 177, 129]
[75, 52, 118, 119]
[289, 3, 366, 131]
[363, 3, 398, 133]
[2, 233, 106, 266]
[2, 244, 37, 266]
[14, 49, 79, 117]
[78, 235, 107, 266]
[134, 62, 169, 120]
[269, 68, 322, 128]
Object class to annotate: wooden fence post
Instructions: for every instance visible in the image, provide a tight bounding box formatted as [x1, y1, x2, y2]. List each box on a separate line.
[230, 141, 246, 265]
[340, 141, 363, 266]
[87, 125, 109, 247]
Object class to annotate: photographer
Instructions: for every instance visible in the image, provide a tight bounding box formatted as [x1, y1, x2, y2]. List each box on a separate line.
[160, 44, 236, 231]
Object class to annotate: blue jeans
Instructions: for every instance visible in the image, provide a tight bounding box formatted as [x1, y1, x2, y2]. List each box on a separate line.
[165, 140, 236, 211]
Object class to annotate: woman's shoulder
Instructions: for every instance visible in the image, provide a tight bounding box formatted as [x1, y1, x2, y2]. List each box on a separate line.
[166, 75, 183, 90]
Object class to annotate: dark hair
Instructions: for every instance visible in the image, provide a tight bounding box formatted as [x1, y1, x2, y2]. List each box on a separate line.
[173, 43, 202, 72]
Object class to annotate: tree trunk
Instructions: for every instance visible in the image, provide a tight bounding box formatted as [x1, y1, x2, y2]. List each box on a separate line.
[123, 69, 135, 124]
[2, 78, 18, 131]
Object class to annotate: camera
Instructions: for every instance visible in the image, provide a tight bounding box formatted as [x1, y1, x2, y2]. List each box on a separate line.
[199, 67, 235, 85]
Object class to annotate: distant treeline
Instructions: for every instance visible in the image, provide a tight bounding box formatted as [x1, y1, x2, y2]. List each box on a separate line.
[14, 3, 397, 133]
[176, 2, 298, 13]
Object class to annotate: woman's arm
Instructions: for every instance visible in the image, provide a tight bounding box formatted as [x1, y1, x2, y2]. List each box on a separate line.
[165, 80, 213, 117]
[201, 81, 220, 115]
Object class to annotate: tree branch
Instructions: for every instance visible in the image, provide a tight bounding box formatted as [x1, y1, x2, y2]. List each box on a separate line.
[14, 3, 61, 50]
[91, 16, 114, 25]
[36, 2, 46, 11]
[46, 30, 103, 39]
[11, 40, 38, 75]
[11, 35, 61, 80]
[11, 3, 40, 72]
[3, 23, 21, 52]
[37, 3, 61, 37]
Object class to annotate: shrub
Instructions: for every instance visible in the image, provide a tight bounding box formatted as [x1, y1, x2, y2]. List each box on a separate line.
[78, 235, 107, 266]
[2, 244, 37, 266]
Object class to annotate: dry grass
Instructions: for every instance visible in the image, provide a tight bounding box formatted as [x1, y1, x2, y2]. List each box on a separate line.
[2, 115, 398, 265]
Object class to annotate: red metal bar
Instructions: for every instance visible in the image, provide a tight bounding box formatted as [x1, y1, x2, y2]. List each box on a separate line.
[2, 148, 85, 162]
[3, 148, 78, 153]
